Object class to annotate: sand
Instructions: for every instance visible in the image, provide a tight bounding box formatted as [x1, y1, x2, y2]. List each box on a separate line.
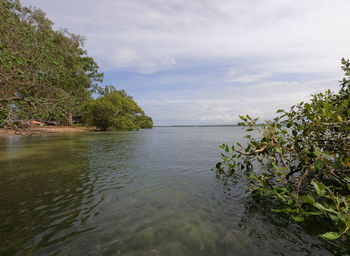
[0, 126, 96, 136]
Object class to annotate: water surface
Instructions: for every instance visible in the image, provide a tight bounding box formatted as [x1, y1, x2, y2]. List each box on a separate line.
[0, 127, 346, 255]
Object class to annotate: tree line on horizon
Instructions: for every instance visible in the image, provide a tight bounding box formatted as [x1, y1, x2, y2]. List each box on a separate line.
[0, 0, 153, 130]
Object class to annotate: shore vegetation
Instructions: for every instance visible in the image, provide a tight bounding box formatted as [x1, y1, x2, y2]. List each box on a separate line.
[0, 0, 152, 131]
[216, 59, 350, 240]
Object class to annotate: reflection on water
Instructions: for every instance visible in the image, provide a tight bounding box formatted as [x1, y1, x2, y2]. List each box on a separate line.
[0, 128, 347, 255]
[0, 135, 97, 255]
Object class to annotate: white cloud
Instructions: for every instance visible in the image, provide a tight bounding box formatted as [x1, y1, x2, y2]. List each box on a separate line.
[20, 0, 350, 74]
[227, 68, 237, 77]
[20, 0, 350, 124]
[109, 48, 176, 74]
[139, 77, 340, 125]
[227, 71, 272, 84]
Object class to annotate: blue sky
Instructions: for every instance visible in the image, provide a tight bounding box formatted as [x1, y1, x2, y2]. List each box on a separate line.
[21, 0, 350, 125]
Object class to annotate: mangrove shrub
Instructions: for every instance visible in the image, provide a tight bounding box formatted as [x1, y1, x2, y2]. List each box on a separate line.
[216, 59, 350, 240]
[83, 86, 153, 131]
[0, 0, 103, 126]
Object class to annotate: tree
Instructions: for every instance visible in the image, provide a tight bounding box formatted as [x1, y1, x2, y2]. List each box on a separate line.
[0, 0, 103, 126]
[216, 58, 350, 240]
[83, 86, 153, 131]
[0, 0, 153, 130]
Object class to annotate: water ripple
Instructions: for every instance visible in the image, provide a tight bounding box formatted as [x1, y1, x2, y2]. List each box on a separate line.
[0, 128, 347, 255]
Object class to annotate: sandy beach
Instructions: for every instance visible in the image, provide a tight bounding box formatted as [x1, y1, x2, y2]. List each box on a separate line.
[0, 126, 95, 136]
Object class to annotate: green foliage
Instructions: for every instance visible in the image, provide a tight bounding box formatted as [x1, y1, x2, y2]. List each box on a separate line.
[215, 59, 350, 240]
[0, 0, 152, 130]
[0, 0, 103, 126]
[82, 86, 153, 131]
[135, 115, 154, 129]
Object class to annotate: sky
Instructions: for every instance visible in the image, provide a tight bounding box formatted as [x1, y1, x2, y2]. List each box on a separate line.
[21, 0, 350, 125]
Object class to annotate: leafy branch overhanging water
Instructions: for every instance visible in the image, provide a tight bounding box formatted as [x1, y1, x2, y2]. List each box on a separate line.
[215, 58, 350, 241]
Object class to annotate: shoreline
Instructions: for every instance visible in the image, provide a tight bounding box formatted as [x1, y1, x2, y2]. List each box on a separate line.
[0, 126, 96, 136]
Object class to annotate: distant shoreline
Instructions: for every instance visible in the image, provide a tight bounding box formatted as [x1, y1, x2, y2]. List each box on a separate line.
[0, 126, 96, 136]
[154, 125, 240, 127]
[0, 125, 243, 136]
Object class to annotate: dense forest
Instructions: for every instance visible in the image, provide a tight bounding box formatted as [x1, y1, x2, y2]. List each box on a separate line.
[0, 0, 152, 130]
[216, 59, 350, 240]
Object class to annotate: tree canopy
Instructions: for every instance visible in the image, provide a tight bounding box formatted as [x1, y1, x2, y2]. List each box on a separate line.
[82, 86, 153, 131]
[0, 0, 152, 130]
[216, 58, 350, 241]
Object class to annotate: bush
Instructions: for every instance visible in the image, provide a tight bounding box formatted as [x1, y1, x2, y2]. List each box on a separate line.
[216, 58, 350, 240]
[82, 86, 153, 131]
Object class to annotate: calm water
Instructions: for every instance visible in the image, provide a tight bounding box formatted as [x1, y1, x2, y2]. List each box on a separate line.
[0, 127, 346, 255]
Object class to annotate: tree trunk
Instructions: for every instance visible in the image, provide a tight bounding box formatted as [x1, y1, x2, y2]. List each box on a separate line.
[68, 113, 73, 126]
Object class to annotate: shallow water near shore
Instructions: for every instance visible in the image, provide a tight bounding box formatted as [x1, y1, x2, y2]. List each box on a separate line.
[0, 127, 347, 255]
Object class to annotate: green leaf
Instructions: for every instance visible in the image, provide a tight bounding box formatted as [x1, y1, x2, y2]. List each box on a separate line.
[343, 99, 349, 107]
[272, 208, 289, 214]
[271, 162, 279, 171]
[314, 160, 324, 170]
[320, 232, 340, 240]
[329, 214, 339, 222]
[311, 180, 322, 196]
[239, 115, 247, 121]
[249, 174, 258, 181]
[306, 211, 322, 216]
[302, 195, 315, 205]
[337, 114, 343, 122]
[275, 192, 287, 201]
[314, 202, 327, 211]
[292, 215, 304, 222]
